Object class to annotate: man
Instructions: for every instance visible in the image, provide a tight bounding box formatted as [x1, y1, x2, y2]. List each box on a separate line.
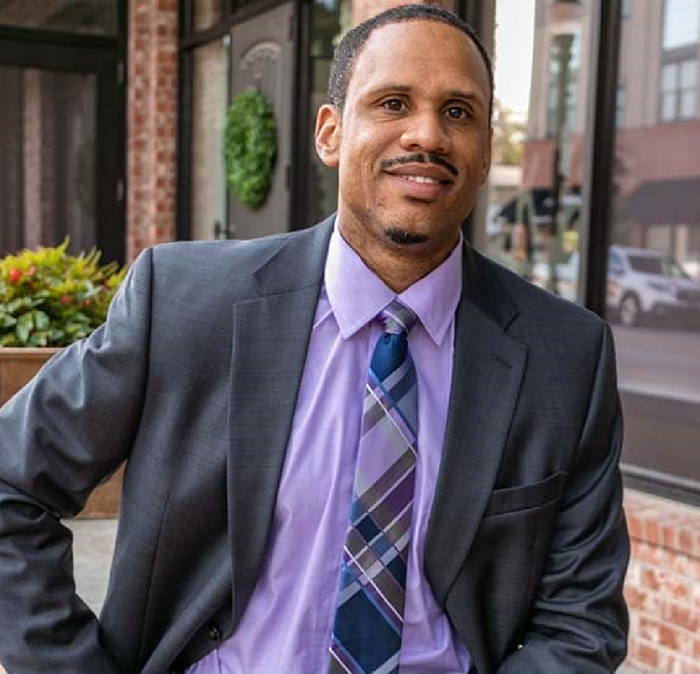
[0, 5, 628, 673]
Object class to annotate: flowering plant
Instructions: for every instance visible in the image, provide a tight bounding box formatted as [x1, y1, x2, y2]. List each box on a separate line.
[0, 240, 126, 347]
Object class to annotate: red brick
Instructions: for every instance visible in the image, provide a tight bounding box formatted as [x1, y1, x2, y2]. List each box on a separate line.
[663, 523, 680, 550]
[693, 638, 700, 660]
[639, 616, 661, 643]
[641, 567, 661, 591]
[627, 513, 642, 539]
[625, 585, 646, 610]
[679, 529, 694, 556]
[644, 519, 660, 544]
[659, 623, 681, 650]
[638, 642, 659, 669]
[662, 601, 700, 633]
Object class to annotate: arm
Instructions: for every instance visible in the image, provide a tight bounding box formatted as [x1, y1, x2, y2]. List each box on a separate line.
[0, 249, 154, 673]
[497, 324, 630, 674]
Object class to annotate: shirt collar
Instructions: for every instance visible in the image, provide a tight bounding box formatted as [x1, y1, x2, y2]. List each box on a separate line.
[324, 220, 463, 346]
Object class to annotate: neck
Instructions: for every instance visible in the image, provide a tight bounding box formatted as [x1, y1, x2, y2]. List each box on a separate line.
[337, 221, 459, 293]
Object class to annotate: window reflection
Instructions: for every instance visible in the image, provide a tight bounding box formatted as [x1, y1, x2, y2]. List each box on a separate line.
[191, 0, 223, 32]
[485, 0, 589, 304]
[0, 0, 115, 35]
[611, 0, 700, 485]
[191, 38, 229, 240]
[663, 0, 700, 49]
[0, 67, 97, 255]
[305, 0, 351, 224]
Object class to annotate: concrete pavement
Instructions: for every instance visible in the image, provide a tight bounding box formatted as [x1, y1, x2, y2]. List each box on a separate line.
[67, 517, 118, 615]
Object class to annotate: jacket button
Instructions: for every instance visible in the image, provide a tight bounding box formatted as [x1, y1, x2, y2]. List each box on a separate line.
[208, 623, 222, 643]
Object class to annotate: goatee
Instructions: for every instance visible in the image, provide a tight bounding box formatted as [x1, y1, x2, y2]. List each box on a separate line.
[384, 227, 429, 246]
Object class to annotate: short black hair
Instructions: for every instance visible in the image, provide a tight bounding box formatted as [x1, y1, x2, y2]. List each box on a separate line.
[328, 4, 494, 123]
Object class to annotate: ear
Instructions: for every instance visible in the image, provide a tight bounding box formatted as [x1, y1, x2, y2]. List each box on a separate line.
[315, 103, 341, 168]
[479, 126, 493, 185]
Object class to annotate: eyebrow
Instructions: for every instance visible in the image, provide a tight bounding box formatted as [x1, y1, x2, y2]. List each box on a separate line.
[365, 84, 484, 108]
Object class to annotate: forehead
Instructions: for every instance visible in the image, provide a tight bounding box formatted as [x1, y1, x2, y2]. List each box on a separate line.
[347, 19, 489, 103]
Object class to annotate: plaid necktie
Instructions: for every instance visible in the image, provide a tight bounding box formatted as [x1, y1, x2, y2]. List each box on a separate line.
[329, 300, 418, 674]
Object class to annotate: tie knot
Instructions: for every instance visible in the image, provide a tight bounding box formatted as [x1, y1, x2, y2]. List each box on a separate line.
[380, 300, 418, 335]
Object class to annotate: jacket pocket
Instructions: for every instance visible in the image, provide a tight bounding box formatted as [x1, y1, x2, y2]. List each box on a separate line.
[483, 470, 567, 517]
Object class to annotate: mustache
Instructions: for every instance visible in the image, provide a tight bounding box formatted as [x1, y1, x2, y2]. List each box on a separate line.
[379, 153, 458, 177]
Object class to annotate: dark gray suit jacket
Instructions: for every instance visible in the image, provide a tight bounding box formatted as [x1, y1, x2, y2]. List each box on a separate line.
[0, 216, 629, 673]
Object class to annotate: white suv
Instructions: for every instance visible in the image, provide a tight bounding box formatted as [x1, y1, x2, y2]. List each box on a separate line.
[606, 246, 700, 328]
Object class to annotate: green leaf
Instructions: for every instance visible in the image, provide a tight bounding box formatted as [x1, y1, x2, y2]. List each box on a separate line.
[29, 331, 49, 347]
[16, 312, 33, 344]
[223, 88, 277, 210]
[33, 310, 50, 330]
[49, 328, 65, 343]
[1, 314, 16, 328]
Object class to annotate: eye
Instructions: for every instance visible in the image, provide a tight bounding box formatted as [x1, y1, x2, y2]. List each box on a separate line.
[445, 105, 472, 120]
[381, 98, 407, 112]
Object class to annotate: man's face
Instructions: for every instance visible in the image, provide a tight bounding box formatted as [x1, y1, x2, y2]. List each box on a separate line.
[316, 20, 492, 266]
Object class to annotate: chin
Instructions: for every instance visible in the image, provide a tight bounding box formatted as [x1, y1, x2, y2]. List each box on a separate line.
[383, 227, 430, 246]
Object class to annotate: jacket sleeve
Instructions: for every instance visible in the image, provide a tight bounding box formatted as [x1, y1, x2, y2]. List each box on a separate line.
[0, 248, 154, 674]
[497, 323, 630, 674]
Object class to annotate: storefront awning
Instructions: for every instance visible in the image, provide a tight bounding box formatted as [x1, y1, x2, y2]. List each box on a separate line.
[627, 177, 700, 226]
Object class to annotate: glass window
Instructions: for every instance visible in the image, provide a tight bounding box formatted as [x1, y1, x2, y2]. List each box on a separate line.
[191, 38, 229, 240]
[663, 0, 700, 50]
[610, 0, 700, 489]
[0, 66, 97, 256]
[679, 59, 698, 117]
[191, 0, 223, 32]
[0, 0, 116, 36]
[660, 58, 698, 120]
[483, 0, 590, 304]
[661, 62, 677, 91]
[304, 0, 351, 225]
[616, 85, 625, 127]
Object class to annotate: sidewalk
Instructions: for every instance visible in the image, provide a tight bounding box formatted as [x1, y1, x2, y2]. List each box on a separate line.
[67, 518, 118, 614]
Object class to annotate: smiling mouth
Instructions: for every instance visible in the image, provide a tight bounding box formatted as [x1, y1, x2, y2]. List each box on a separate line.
[401, 175, 444, 185]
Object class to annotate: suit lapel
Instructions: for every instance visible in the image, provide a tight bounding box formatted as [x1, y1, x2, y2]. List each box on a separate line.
[425, 245, 527, 606]
[227, 218, 333, 621]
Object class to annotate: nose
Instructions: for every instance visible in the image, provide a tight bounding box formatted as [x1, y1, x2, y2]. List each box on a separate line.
[399, 110, 450, 155]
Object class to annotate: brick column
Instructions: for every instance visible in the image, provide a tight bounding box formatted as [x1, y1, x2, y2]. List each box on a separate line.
[127, 0, 178, 262]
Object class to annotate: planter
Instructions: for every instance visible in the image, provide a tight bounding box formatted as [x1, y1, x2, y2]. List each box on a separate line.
[0, 347, 122, 519]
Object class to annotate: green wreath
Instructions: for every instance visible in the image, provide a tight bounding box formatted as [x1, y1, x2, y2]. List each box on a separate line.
[223, 88, 277, 210]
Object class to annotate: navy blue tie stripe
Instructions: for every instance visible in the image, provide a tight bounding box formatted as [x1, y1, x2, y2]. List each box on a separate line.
[329, 300, 418, 674]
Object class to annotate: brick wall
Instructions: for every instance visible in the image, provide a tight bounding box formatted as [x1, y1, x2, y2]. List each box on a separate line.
[127, 0, 179, 262]
[624, 489, 700, 673]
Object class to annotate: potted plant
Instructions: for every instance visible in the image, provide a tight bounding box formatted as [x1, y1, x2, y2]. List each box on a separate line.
[0, 240, 127, 517]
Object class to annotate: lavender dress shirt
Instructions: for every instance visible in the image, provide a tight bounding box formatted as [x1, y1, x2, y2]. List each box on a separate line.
[188, 225, 470, 673]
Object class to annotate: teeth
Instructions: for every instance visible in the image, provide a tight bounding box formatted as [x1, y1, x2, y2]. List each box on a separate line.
[403, 175, 440, 185]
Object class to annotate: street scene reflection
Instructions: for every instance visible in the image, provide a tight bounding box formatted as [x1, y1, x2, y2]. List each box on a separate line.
[485, 0, 700, 421]
[485, 0, 700, 488]
[486, 0, 587, 304]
